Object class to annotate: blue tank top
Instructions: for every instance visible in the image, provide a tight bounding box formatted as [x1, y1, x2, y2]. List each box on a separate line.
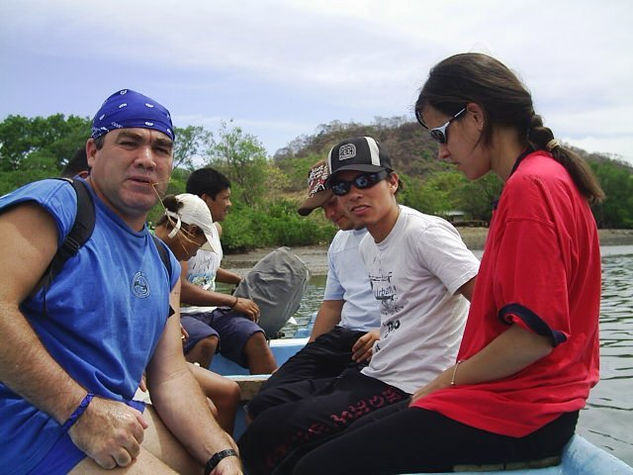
[0, 179, 180, 473]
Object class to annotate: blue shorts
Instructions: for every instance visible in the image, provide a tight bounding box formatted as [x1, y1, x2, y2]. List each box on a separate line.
[28, 400, 145, 475]
[181, 308, 264, 367]
[181, 315, 219, 351]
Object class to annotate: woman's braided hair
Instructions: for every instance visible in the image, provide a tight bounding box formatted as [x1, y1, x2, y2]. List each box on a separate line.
[416, 53, 604, 202]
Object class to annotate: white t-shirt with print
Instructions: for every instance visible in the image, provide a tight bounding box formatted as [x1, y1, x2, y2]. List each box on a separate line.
[180, 222, 223, 315]
[360, 205, 479, 394]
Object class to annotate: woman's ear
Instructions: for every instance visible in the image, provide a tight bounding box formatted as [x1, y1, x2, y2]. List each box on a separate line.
[466, 102, 486, 132]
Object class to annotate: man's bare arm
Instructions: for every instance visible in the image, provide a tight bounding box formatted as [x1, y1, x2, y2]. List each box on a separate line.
[216, 268, 242, 285]
[410, 324, 552, 404]
[0, 203, 84, 422]
[309, 300, 344, 342]
[0, 203, 146, 469]
[180, 260, 259, 320]
[457, 275, 476, 302]
[146, 281, 241, 472]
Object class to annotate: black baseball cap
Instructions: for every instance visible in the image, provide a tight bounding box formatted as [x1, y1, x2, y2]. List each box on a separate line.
[326, 136, 392, 177]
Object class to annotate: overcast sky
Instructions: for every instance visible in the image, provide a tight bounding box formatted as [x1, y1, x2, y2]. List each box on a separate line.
[1, 0, 632, 164]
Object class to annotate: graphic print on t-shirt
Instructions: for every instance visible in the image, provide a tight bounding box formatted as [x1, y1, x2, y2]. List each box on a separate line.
[186, 249, 220, 291]
[368, 269, 403, 317]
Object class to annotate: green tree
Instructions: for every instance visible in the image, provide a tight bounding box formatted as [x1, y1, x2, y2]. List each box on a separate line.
[207, 120, 269, 206]
[400, 171, 464, 215]
[0, 114, 91, 172]
[276, 153, 324, 192]
[0, 115, 33, 171]
[454, 173, 503, 223]
[172, 125, 213, 171]
[591, 161, 633, 228]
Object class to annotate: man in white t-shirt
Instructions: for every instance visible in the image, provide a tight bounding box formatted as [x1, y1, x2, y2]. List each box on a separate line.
[246, 161, 381, 420]
[239, 137, 479, 474]
[180, 167, 276, 374]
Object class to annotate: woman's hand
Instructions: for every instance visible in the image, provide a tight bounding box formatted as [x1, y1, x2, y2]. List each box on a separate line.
[409, 368, 452, 405]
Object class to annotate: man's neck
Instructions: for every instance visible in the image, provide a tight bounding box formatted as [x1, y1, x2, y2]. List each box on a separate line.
[368, 204, 400, 243]
[86, 177, 148, 232]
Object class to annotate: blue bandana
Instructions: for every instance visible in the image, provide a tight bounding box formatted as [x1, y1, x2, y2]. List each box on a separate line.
[91, 89, 175, 141]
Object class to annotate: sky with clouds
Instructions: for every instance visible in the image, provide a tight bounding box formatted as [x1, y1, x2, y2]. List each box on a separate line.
[1, 0, 632, 164]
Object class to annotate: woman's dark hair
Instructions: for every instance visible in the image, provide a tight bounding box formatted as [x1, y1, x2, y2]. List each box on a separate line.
[156, 195, 182, 227]
[415, 53, 604, 202]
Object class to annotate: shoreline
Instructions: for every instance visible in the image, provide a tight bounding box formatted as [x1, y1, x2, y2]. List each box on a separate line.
[223, 228, 633, 276]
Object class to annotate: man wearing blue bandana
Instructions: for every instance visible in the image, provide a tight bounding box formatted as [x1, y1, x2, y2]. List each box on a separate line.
[0, 89, 242, 474]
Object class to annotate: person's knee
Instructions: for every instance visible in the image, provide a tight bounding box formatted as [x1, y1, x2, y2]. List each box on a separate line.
[245, 331, 267, 347]
[207, 397, 219, 417]
[223, 379, 241, 407]
[185, 335, 219, 367]
[193, 335, 219, 356]
[243, 333, 277, 373]
[244, 333, 274, 358]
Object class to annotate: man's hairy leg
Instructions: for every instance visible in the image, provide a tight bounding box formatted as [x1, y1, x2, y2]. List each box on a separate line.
[69, 446, 178, 474]
[70, 405, 203, 474]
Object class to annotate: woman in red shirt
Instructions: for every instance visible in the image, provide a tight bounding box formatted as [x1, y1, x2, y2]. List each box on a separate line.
[293, 52, 605, 474]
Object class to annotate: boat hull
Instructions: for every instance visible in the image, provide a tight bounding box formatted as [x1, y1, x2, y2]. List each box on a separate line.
[212, 339, 632, 474]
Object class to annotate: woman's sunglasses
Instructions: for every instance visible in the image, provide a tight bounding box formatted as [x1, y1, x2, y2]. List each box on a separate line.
[416, 107, 466, 144]
[330, 170, 389, 196]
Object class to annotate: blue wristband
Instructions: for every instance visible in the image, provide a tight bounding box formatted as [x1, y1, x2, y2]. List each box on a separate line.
[61, 393, 94, 432]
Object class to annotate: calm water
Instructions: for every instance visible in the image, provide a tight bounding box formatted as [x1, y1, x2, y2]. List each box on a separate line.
[281, 246, 633, 466]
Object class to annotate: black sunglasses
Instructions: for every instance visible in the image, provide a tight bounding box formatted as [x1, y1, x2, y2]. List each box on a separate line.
[416, 107, 466, 144]
[330, 170, 390, 196]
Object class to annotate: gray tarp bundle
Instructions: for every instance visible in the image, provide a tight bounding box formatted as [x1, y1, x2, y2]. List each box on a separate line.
[234, 247, 310, 338]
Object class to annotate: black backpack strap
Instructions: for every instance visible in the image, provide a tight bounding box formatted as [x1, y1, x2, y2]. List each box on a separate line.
[31, 178, 95, 298]
[151, 234, 172, 277]
[151, 234, 174, 316]
[28, 178, 174, 317]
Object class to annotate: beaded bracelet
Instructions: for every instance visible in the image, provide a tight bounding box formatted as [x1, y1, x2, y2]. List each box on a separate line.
[205, 448, 238, 474]
[61, 392, 94, 432]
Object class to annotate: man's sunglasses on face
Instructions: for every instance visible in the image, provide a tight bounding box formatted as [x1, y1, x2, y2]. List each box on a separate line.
[416, 107, 466, 144]
[330, 170, 390, 196]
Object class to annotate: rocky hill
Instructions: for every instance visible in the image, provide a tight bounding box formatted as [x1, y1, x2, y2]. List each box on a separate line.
[273, 117, 631, 190]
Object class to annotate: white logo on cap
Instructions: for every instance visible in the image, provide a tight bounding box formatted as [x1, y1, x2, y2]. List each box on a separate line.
[118, 103, 127, 109]
[99, 114, 106, 120]
[120, 90, 128, 95]
[145, 103, 154, 108]
[145, 122, 154, 126]
[338, 144, 356, 161]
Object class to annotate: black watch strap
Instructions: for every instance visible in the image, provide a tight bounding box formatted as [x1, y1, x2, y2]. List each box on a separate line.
[205, 448, 238, 474]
